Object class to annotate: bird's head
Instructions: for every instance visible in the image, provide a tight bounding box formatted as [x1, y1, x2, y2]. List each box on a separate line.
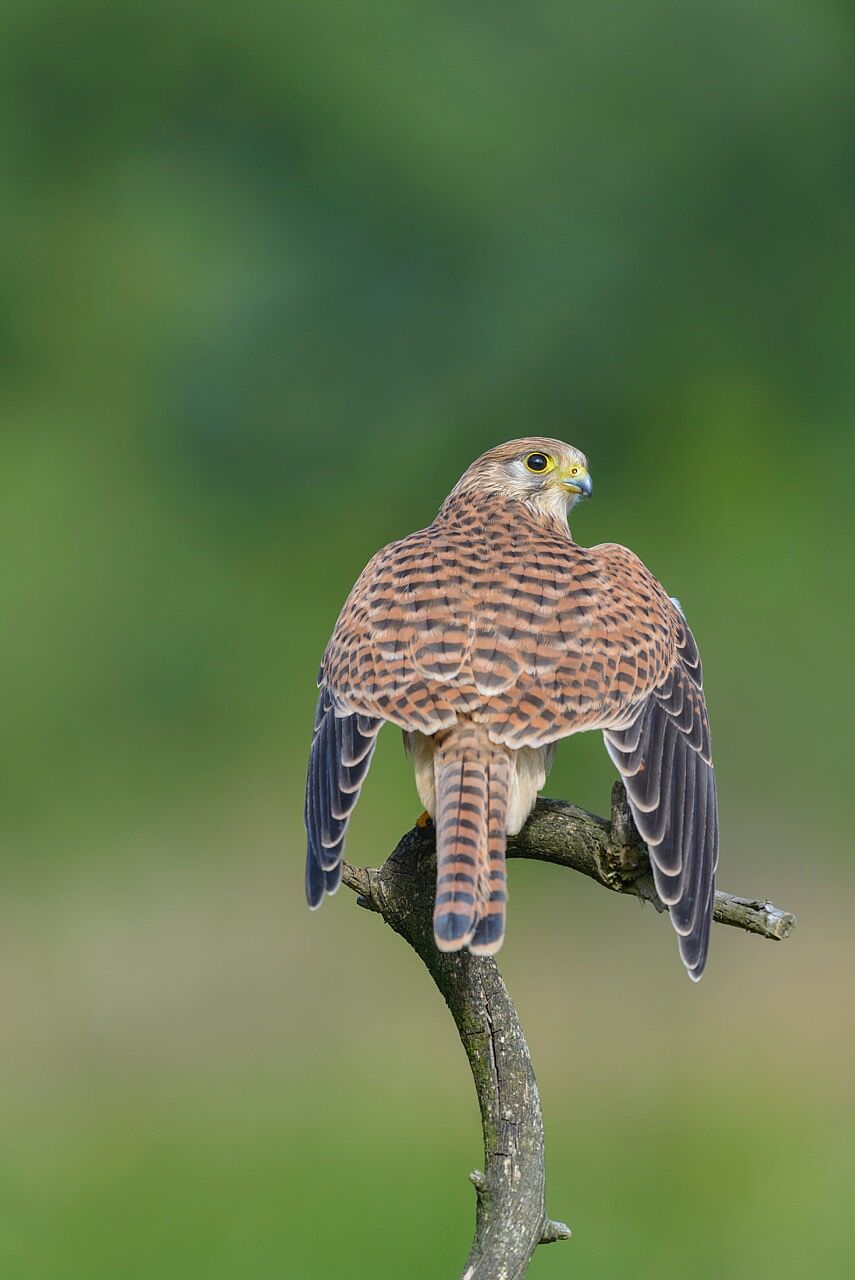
[446, 437, 592, 526]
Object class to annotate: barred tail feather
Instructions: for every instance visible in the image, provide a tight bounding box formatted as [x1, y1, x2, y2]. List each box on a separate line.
[432, 723, 511, 955]
[469, 753, 511, 955]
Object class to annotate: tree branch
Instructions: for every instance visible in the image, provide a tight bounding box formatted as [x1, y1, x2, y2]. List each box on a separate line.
[340, 788, 795, 1278]
[509, 785, 797, 941]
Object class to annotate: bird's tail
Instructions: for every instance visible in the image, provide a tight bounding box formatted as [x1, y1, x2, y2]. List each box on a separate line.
[432, 721, 511, 956]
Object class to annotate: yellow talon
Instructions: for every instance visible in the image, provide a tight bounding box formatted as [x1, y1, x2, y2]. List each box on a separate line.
[416, 810, 432, 828]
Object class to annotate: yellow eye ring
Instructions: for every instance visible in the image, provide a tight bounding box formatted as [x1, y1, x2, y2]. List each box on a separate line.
[523, 452, 554, 474]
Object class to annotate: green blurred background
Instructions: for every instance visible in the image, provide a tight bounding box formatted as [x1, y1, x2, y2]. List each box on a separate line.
[1, 2, 853, 1276]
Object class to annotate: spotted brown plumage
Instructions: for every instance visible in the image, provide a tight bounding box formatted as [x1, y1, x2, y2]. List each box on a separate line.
[305, 438, 719, 979]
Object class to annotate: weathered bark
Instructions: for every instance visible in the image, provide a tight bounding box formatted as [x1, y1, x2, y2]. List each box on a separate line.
[340, 789, 795, 1278]
[343, 832, 570, 1279]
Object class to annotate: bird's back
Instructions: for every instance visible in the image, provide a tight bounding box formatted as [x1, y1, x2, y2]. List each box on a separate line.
[322, 493, 678, 749]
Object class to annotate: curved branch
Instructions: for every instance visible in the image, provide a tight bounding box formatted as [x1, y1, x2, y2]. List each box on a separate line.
[342, 831, 569, 1279]
[340, 790, 795, 1277]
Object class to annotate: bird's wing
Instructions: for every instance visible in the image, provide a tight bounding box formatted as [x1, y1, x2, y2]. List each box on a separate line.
[304, 526, 476, 907]
[469, 539, 677, 745]
[473, 535, 718, 978]
[601, 613, 718, 980]
[304, 681, 382, 907]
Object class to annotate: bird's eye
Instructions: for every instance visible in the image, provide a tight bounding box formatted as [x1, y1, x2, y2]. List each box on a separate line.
[524, 452, 550, 473]
[569, 465, 579, 476]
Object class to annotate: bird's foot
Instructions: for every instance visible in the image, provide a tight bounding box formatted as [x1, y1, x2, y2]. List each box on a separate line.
[416, 810, 433, 829]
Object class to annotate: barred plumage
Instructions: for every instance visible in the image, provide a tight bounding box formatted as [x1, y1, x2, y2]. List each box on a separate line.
[304, 437, 719, 978]
[431, 721, 511, 954]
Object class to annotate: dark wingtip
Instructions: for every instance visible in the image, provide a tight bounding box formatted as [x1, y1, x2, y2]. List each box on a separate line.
[305, 843, 343, 909]
[304, 698, 382, 914]
[305, 845, 325, 909]
[678, 888, 713, 979]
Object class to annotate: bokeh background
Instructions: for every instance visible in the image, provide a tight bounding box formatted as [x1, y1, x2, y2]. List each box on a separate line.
[2, 2, 854, 1276]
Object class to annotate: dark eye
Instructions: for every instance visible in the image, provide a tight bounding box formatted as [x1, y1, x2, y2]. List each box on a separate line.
[524, 452, 549, 473]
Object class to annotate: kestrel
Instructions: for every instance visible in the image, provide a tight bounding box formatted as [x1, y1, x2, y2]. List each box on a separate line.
[304, 439, 718, 979]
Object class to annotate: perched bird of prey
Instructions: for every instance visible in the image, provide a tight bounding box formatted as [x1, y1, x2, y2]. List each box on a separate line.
[305, 439, 718, 979]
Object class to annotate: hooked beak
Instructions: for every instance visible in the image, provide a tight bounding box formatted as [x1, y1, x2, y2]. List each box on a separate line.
[559, 466, 593, 498]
